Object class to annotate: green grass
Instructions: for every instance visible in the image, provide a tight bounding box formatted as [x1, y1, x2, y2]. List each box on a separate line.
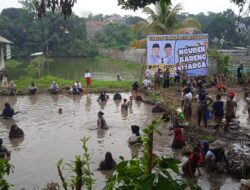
[5, 60, 22, 69]
[14, 75, 134, 92]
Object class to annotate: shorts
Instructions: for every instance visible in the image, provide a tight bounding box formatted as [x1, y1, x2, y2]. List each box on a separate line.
[85, 77, 91, 85]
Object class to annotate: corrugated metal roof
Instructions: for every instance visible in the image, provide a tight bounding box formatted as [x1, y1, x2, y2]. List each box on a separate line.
[0, 36, 13, 44]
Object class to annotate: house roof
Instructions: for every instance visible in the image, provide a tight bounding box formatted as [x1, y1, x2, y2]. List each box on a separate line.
[0, 36, 13, 44]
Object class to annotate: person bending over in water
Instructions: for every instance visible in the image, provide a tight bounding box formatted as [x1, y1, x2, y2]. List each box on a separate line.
[0, 138, 10, 158]
[97, 91, 109, 101]
[98, 151, 116, 170]
[9, 80, 17, 95]
[50, 81, 59, 94]
[69, 85, 80, 95]
[0, 103, 19, 119]
[97, 111, 109, 129]
[9, 124, 24, 139]
[182, 146, 202, 178]
[113, 93, 122, 100]
[152, 102, 166, 113]
[28, 82, 38, 95]
[128, 125, 142, 144]
[74, 80, 83, 92]
[171, 128, 186, 149]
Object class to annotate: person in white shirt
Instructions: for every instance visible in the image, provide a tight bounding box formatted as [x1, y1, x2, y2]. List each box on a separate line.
[74, 80, 83, 92]
[145, 65, 152, 78]
[174, 63, 181, 84]
[143, 77, 152, 89]
[84, 69, 92, 88]
[1, 76, 8, 94]
[128, 125, 141, 144]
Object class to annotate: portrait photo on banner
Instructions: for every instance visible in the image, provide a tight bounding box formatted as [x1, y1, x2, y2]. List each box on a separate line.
[146, 34, 209, 77]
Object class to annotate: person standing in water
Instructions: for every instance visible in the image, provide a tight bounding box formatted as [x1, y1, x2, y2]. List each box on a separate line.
[98, 151, 116, 170]
[97, 111, 109, 129]
[0, 103, 18, 119]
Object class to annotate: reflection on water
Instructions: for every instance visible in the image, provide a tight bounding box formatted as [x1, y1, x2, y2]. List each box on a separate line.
[0, 93, 245, 189]
[9, 58, 142, 81]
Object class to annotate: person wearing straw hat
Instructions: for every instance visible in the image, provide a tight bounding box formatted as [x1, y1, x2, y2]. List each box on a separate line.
[225, 91, 237, 132]
[205, 140, 229, 171]
[240, 179, 250, 190]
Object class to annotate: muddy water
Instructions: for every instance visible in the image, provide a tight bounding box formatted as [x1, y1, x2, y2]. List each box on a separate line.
[0, 93, 245, 190]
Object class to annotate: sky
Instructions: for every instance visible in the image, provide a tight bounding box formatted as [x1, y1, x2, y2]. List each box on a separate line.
[0, 0, 240, 18]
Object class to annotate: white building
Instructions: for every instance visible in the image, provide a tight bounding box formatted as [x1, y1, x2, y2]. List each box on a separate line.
[0, 36, 13, 70]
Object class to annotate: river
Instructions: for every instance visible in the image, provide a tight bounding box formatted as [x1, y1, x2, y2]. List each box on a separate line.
[1, 92, 249, 189]
[8, 58, 143, 81]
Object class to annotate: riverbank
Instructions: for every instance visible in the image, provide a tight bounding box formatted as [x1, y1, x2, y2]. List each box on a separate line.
[12, 75, 134, 93]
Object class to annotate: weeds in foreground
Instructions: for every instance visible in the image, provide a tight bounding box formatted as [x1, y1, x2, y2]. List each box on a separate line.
[57, 137, 94, 190]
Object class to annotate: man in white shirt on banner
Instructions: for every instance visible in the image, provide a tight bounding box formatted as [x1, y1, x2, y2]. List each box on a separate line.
[163, 43, 174, 64]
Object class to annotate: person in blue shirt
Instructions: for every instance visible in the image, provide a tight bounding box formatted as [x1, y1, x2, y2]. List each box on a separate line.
[0, 103, 18, 119]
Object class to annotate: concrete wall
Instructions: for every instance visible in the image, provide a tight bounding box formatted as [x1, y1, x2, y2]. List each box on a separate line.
[99, 48, 146, 64]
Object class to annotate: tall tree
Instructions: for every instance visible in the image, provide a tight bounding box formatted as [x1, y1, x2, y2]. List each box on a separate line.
[132, 1, 201, 35]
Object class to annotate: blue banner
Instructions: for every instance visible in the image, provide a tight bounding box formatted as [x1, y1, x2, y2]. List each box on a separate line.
[147, 34, 209, 77]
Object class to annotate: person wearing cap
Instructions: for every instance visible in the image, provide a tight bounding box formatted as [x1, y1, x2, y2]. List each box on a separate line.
[128, 125, 142, 144]
[205, 140, 229, 170]
[0, 138, 10, 158]
[225, 91, 237, 132]
[148, 43, 161, 64]
[152, 102, 166, 113]
[8, 80, 16, 95]
[50, 81, 59, 94]
[182, 146, 202, 178]
[240, 179, 250, 190]
[163, 43, 174, 64]
[194, 89, 213, 128]
[171, 128, 186, 149]
[97, 111, 109, 129]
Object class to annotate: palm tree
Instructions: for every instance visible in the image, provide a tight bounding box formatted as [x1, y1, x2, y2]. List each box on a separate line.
[132, 1, 201, 35]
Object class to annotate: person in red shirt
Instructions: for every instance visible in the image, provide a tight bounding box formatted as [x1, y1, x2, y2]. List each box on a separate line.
[171, 128, 186, 149]
[182, 147, 202, 178]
